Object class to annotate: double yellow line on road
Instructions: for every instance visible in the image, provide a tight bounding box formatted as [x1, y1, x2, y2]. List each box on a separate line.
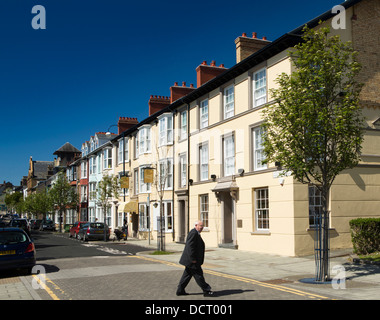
[132, 255, 331, 300]
[32, 275, 61, 300]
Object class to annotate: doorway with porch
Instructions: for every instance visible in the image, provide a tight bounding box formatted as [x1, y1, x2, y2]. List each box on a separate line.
[219, 191, 237, 249]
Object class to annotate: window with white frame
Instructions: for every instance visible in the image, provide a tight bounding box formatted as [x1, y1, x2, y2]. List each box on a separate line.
[253, 126, 267, 171]
[103, 148, 112, 169]
[134, 134, 139, 158]
[89, 156, 96, 175]
[180, 110, 187, 140]
[309, 185, 322, 227]
[105, 207, 111, 226]
[253, 68, 267, 107]
[81, 161, 87, 178]
[155, 201, 173, 232]
[199, 143, 208, 181]
[159, 158, 173, 190]
[139, 167, 151, 193]
[134, 168, 139, 195]
[97, 154, 101, 174]
[200, 194, 209, 228]
[200, 99, 209, 129]
[159, 114, 173, 146]
[80, 185, 87, 202]
[138, 125, 151, 155]
[118, 139, 124, 164]
[255, 188, 269, 230]
[165, 201, 173, 232]
[124, 137, 129, 162]
[179, 153, 187, 188]
[139, 203, 148, 231]
[224, 85, 234, 119]
[89, 207, 95, 222]
[89, 182, 97, 201]
[223, 134, 235, 176]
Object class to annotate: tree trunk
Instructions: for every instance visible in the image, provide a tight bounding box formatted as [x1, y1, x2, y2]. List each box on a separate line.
[315, 186, 330, 282]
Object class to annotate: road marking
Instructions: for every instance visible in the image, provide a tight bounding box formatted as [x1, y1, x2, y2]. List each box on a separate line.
[130, 255, 331, 300]
[32, 275, 60, 300]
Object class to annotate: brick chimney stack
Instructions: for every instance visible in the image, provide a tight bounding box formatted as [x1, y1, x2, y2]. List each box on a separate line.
[235, 32, 271, 63]
[170, 82, 196, 103]
[148, 95, 171, 116]
[196, 60, 227, 88]
[118, 117, 139, 134]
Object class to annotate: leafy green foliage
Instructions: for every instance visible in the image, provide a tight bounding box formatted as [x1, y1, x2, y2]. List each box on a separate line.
[350, 218, 380, 254]
[263, 25, 364, 194]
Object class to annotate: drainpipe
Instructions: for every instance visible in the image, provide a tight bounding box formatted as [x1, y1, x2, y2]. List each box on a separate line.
[172, 107, 176, 242]
[122, 131, 126, 202]
[186, 102, 190, 235]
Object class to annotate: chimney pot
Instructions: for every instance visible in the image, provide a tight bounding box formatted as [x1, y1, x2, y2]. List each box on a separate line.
[182, 81, 186, 87]
[252, 32, 257, 38]
[202, 61, 207, 65]
[210, 60, 216, 66]
[219, 64, 225, 68]
[242, 32, 247, 37]
[263, 36, 267, 40]
[174, 81, 178, 86]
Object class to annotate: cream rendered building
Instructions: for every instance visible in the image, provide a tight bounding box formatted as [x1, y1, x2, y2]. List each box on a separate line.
[113, 0, 380, 256]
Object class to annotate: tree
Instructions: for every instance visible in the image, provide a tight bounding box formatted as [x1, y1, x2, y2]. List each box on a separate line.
[4, 191, 24, 215]
[153, 146, 173, 252]
[49, 172, 78, 233]
[24, 191, 53, 220]
[96, 174, 119, 241]
[262, 24, 364, 281]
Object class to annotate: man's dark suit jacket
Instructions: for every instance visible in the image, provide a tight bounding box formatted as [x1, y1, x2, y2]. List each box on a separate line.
[179, 228, 205, 268]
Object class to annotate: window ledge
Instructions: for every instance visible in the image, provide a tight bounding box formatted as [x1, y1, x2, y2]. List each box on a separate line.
[251, 230, 271, 236]
[306, 227, 336, 232]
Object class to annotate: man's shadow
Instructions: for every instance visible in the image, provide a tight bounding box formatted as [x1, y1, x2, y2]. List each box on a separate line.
[192, 289, 255, 297]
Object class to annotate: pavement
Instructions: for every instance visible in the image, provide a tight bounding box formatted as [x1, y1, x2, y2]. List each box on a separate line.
[1, 237, 380, 300]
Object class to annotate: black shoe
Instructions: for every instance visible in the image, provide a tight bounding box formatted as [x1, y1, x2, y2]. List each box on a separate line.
[203, 291, 215, 297]
[176, 290, 189, 296]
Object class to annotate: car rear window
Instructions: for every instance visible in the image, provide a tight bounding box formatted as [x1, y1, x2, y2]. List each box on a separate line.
[0, 231, 27, 245]
[90, 223, 105, 229]
[10, 220, 27, 227]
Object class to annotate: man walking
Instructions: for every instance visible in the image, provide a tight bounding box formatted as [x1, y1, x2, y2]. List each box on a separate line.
[176, 220, 214, 297]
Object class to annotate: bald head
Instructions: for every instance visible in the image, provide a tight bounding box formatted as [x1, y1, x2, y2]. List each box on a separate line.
[195, 220, 204, 233]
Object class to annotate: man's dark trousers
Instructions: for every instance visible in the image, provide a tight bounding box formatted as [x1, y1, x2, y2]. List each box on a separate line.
[178, 266, 211, 293]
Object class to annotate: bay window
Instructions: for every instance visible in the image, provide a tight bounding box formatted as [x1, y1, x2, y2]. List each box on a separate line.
[103, 148, 112, 170]
[158, 113, 173, 146]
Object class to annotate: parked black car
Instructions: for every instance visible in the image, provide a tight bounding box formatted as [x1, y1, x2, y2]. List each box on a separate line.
[0, 227, 36, 274]
[77, 222, 110, 241]
[40, 220, 56, 231]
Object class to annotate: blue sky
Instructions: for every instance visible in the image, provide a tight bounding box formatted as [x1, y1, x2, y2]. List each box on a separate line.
[0, 0, 342, 186]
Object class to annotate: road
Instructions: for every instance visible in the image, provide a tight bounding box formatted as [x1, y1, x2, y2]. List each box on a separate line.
[1, 230, 344, 310]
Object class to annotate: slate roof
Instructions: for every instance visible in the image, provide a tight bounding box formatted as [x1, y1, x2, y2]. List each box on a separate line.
[54, 142, 81, 155]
